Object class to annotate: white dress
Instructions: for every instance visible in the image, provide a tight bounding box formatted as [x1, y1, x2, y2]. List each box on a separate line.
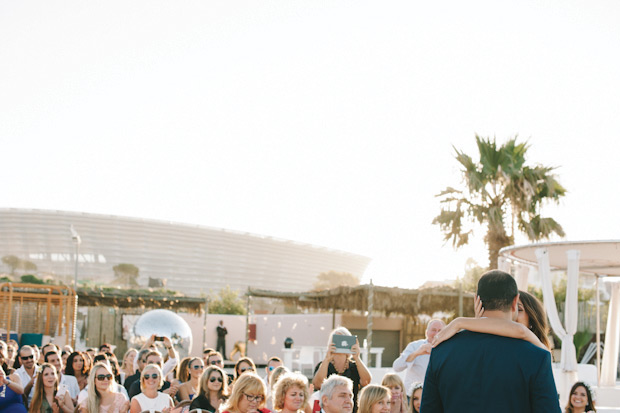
[133, 392, 173, 412]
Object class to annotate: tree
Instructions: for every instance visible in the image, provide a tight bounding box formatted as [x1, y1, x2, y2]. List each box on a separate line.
[20, 274, 44, 284]
[313, 270, 361, 291]
[208, 285, 246, 315]
[1, 255, 37, 275]
[2, 255, 21, 275]
[113, 263, 140, 287]
[458, 258, 485, 293]
[22, 260, 37, 272]
[433, 136, 566, 268]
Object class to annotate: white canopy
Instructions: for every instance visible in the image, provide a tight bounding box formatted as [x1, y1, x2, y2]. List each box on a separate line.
[501, 240, 620, 276]
[500, 240, 620, 389]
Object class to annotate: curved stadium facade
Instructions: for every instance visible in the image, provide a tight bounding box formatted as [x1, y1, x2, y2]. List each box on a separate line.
[0, 209, 371, 296]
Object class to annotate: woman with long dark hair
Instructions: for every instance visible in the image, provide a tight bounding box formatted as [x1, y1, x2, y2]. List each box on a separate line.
[65, 352, 91, 391]
[189, 365, 229, 412]
[409, 383, 422, 413]
[565, 382, 596, 413]
[233, 357, 256, 381]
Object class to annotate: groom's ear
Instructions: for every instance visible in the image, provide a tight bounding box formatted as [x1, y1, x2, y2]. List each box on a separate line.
[511, 294, 520, 313]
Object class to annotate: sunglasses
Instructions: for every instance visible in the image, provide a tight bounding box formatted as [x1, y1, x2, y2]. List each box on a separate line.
[192, 365, 204, 370]
[210, 360, 222, 365]
[144, 373, 159, 380]
[244, 394, 264, 403]
[21, 355, 35, 360]
[239, 367, 253, 373]
[209, 376, 223, 383]
[96, 374, 113, 381]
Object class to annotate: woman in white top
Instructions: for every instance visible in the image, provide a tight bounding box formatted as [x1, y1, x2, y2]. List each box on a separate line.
[130, 364, 174, 413]
[78, 362, 129, 413]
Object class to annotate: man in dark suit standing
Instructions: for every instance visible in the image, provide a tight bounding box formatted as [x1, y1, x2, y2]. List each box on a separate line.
[420, 270, 560, 413]
[216, 320, 228, 360]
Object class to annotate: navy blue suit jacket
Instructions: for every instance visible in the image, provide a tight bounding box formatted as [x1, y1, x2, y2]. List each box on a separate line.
[420, 330, 561, 413]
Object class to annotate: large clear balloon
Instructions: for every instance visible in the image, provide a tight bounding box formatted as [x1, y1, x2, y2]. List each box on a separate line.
[128, 309, 193, 358]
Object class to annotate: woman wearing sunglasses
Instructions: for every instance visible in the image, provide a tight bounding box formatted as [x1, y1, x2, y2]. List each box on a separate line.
[78, 362, 128, 413]
[129, 364, 174, 413]
[177, 358, 204, 401]
[29, 363, 74, 413]
[189, 365, 229, 412]
[221, 373, 269, 413]
[233, 358, 256, 381]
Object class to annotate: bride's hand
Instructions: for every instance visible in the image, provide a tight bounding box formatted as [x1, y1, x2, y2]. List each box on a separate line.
[431, 318, 462, 348]
[474, 295, 484, 318]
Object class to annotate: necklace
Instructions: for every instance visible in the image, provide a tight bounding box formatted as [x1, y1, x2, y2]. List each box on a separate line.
[332, 358, 349, 374]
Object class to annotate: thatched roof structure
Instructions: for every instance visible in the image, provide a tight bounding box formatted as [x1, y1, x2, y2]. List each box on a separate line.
[248, 284, 475, 317]
[77, 287, 205, 314]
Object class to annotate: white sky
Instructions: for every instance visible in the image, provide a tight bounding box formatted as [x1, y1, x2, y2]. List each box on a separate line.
[1, 0, 619, 289]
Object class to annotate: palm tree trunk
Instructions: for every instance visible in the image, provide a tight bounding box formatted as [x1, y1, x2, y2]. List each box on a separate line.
[485, 226, 513, 270]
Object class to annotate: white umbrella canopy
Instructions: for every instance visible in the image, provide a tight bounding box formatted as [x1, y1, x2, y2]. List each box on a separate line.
[500, 240, 620, 389]
[501, 240, 620, 276]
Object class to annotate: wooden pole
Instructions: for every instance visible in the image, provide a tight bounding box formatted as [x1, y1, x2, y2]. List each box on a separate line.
[367, 281, 373, 350]
[458, 277, 463, 317]
[596, 274, 601, 385]
[245, 290, 250, 356]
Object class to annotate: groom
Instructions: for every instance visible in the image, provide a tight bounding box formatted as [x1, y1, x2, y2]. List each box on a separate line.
[420, 270, 560, 412]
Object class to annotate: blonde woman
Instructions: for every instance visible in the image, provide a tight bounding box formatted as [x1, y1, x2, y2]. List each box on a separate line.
[119, 349, 138, 386]
[29, 363, 74, 413]
[177, 357, 204, 401]
[380, 374, 407, 413]
[272, 372, 309, 413]
[78, 362, 128, 413]
[221, 373, 270, 413]
[129, 364, 174, 413]
[312, 327, 371, 413]
[357, 385, 391, 413]
[189, 365, 229, 412]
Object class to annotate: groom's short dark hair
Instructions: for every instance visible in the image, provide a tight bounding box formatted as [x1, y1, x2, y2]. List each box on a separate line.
[477, 270, 518, 311]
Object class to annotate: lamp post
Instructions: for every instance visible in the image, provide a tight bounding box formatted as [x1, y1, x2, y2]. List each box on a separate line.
[70, 225, 81, 288]
[69, 225, 81, 348]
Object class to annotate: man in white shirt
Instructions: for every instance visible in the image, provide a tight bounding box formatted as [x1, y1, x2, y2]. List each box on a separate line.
[392, 319, 445, 397]
[15, 345, 37, 404]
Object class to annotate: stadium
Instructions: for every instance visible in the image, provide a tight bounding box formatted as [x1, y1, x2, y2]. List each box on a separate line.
[0, 208, 371, 296]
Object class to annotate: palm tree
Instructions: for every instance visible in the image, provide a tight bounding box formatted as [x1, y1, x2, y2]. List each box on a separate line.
[433, 136, 567, 268]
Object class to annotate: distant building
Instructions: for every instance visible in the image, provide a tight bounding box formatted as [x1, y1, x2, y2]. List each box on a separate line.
[0, 209, 371, 296]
